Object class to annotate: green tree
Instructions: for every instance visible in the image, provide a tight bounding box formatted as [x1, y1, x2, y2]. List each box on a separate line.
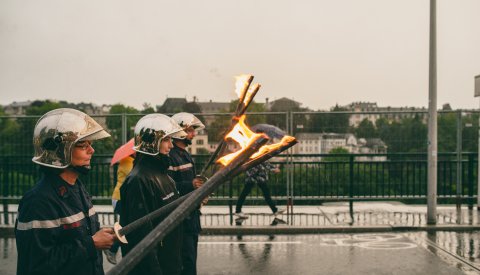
[141, 103, 155, 114]
[355, 118, 377, 138]
[307, 105, 350, 134]
[462, 113, 479, 152]
[105, 104, 140, 150]
[106, 104, 139, 130]
[25, 100, 62, 115]
[268, 100, 307, 135]
[377, 115, 427, 153]
[0, 106, 22, 155]
[437, 112, 460, 152]
[324, 105, 350, 133]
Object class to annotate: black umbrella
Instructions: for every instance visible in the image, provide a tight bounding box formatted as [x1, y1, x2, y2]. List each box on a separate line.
[251, 124, 286, 140]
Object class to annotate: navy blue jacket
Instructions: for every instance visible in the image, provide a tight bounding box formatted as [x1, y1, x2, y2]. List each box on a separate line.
[168, 144, 202, 235]
[15, 173, 103, 275]
[120, 154, 183, 275]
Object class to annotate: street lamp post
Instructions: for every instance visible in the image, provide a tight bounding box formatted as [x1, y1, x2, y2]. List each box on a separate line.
[474, 75, 480, 209]
[427, 0, 438, 225]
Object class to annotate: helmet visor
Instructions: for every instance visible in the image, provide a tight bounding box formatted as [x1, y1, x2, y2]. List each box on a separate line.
[169, 129, 187, 140]
[79, 129, 111, 142]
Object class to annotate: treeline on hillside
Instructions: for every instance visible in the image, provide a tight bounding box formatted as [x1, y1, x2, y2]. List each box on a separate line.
[0, 100, 478, 156]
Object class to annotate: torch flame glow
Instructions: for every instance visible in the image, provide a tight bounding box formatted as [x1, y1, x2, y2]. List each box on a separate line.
[234, 75, 253, 100]
[242, 83, 260, 107]
[217, 115, 264, 166]
[250, 135, 296, 159]
[217, 115, 297, 166]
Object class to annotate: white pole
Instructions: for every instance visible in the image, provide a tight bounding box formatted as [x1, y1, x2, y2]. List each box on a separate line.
[456, 111, 462, 210]
[478, 98, 480, 209]
[474, 76, 480, 208]
[427, 0, 438, 224]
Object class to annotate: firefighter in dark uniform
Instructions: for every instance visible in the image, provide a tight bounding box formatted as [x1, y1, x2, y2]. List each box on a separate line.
[119, 113, 187, 275]
[15, 108, 116, 275]
[169, 112, 207, 275]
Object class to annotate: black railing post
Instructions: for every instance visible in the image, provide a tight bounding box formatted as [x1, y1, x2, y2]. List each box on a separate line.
[228, 180, 233, 225]
[468, 153, 474, 209]
[349, 155, 354, 224]
[456, 110, 462, 210]
[2, 157, 9, 225]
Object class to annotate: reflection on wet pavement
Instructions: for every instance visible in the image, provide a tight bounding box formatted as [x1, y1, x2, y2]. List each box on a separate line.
[407, 231, 480, 275]
[2, 233, 480, 274]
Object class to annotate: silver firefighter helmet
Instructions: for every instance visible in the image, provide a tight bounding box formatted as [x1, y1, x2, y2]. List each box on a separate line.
[133, 113, 187, 155]
[171, 112, 205, 132]
[32, 108, 111, 168]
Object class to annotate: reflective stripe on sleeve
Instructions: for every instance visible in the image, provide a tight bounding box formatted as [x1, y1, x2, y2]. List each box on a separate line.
[168, 163, 193, 171]
[16, 207, 97, 230]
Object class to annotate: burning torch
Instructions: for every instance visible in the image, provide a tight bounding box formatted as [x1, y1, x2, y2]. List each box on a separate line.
[112, 117, 297, 244]
[108, 127, 269, 275]
[200, 74, 260, 176]
[108, 74, 297, 275]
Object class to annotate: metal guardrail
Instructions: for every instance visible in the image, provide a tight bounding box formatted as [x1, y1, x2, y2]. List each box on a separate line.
[0, 153, 477, 202]
[1, 209, 474, 227]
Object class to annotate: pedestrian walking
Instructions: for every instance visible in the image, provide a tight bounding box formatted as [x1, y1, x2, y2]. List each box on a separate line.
[234, 161, 284, 219]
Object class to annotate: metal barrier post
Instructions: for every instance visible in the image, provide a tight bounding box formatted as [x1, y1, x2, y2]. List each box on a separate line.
[121, 113, 127, 145]
[287, 111, 293, 225]
[456, 110, 462, 210]
[228, 180, 233, 226]
[349, 155, 354, 224]
[2, 159, 9, 225]
[468, 154, 474, 209]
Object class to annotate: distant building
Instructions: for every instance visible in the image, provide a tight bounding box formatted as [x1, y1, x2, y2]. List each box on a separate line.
[342, 102, 427, 127]
[3, 101, 32, 115]
[187, 131, 211, 154]
[294, 132, 387, 161]
[196, 100, 230, 126]
[197, 100, 230, 113]
[157, 97, 188, 113]
[355, 138, 387, 161]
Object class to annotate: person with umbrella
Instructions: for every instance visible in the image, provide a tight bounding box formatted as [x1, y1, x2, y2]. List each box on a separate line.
[234, 124, 285, 220]
[104, 138, 135, 264]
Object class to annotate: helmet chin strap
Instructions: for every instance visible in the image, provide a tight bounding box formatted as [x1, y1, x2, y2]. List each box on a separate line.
[174, 138, 192, 146]
[69, 165, 92, 175]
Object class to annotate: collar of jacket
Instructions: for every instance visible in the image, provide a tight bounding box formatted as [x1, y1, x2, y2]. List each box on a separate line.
[44, 173, 76, 199]
[173, 142, 188, 154]
[137, 153, 170, 172]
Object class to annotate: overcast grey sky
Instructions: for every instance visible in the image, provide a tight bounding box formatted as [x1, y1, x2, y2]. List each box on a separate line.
[1, 0, 479, 110]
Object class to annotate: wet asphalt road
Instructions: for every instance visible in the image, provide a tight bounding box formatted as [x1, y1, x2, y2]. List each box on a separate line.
[2, 232, 480, 275]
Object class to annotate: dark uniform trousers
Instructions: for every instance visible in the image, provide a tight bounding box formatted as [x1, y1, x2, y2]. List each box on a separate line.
[169, 144, 202, 275]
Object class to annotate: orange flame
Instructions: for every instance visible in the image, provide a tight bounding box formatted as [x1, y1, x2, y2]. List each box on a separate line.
[217, 115, 296, 166]
[242, 83, 260, 107]
[234, 75, 253, 99]
[250, 135, 296, 159]
[216, 115, 263, 166]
